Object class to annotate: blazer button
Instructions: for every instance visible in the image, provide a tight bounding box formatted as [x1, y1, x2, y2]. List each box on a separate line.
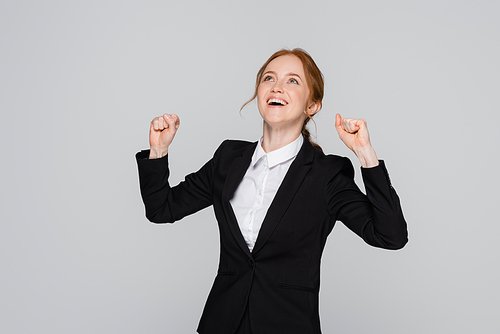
[247, 259, 254, 268]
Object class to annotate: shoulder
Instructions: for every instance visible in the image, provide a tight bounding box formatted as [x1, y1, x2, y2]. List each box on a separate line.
[211, 139, 256, 161]
[296, 139, 353, 177]
[216, 139, 255, 153]
[310, 146, 350, 168]
[218, 139, 255, 151]
[312, 149, 355, 179]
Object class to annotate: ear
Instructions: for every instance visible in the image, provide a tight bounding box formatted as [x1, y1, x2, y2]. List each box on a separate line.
[306, 101, 321, 116]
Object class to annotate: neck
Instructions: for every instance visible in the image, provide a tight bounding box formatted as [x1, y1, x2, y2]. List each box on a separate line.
[261, 122, 303, 153]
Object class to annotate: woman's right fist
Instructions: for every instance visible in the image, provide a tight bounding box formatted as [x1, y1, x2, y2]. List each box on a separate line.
[149, 113, 180, 159]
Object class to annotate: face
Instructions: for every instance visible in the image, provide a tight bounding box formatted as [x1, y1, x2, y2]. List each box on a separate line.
[257, 55, 319, 129]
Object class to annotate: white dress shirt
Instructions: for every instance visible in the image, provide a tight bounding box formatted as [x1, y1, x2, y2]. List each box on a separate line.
[230, 135, 303, 252]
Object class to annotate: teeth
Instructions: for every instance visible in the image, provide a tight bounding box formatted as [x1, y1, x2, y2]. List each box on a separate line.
[268, 98, 287, 106]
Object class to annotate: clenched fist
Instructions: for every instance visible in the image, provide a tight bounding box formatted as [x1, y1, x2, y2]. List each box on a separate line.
[149, 113, 180, 159]
[335, 113, 379, 168]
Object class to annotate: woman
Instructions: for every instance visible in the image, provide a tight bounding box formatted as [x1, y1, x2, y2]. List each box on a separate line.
[136, 48, 408, 334]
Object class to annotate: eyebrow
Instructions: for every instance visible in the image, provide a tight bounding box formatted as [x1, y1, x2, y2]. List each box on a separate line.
[263, 71, 303, 80]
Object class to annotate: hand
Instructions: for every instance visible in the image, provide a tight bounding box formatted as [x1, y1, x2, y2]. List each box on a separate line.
[149, 113, 180, 159]
[335, 113, 378, 168]
[335, 113, 371, 151]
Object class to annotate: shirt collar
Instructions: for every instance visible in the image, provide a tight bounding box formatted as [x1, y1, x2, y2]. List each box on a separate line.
[251, 135, 303, 168]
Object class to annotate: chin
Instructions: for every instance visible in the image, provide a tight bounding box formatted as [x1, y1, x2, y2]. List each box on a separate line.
[260, 111, 286, 124]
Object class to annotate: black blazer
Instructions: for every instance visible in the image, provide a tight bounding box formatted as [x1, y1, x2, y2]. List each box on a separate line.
[136, 138, 408, 334]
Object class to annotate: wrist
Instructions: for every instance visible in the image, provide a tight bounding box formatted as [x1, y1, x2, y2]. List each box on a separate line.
[149, 146, 168, 159]
[353, 145, 379, 168]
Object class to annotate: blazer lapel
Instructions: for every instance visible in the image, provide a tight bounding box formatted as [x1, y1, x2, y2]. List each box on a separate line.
[221, 142, 257, 258]
[251, 139, 315, 255]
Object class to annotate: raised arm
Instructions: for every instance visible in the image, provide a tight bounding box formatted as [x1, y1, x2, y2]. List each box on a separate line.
[136, 113, 218, 223]
[330, 113, 407, 249]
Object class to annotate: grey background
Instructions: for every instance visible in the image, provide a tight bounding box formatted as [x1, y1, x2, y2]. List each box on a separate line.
[1, 0, 499, 333]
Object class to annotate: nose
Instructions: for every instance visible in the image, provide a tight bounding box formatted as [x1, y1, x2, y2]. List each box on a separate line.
[271, 81, 284, 93]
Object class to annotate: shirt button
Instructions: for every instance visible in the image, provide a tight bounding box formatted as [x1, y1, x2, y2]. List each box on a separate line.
[247, 259, 254, 268]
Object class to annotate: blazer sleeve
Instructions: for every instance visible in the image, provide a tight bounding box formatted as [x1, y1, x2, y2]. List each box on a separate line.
[325, 157, 408, 250]
[135, 142, 225, 223]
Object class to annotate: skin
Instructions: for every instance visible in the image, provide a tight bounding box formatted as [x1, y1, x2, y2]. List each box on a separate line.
[256, 55, 320, 152]
[149, 55, 379, 168]
[148, 113, 179, 159]
[335, 113, 379, 168]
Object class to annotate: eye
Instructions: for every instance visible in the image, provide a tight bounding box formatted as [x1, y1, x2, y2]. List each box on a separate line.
[288, 78, 299, 84]
[263, 75, 274, 82]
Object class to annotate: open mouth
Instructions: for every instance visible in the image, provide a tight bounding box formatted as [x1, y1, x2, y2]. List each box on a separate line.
[267, 98, 288, 106]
